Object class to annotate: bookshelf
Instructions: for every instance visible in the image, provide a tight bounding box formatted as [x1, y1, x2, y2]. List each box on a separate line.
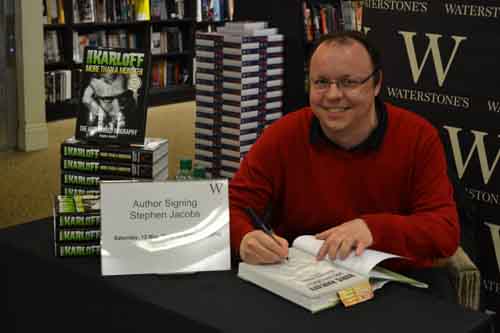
[234, 0, 362, 114]
[43, 0, 217, 122]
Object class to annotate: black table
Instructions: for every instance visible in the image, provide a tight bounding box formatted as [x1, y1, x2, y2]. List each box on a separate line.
[2, 218, 494, 333]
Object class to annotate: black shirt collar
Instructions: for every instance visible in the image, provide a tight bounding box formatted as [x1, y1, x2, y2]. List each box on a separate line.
[309, 97, 387, 151]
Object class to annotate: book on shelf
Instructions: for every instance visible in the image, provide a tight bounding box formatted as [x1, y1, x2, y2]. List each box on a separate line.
[150, 0, 164, 20]
[340, 0, 363, 31]
[175, 0, 185, 19]
[238, 235, 427, 313]
[151, 26, 184, 54]
[197, 0, 233, 22]
[73, 31, 140, 63]
[135, 0, 151, 20]
[72, 0, 150, 23]
[45, 70, 73, 103]
[44, 30, 62, 64]
[43, 0, 65, 24]
[151, 60, 189, 88]
[166, 27, 184, 52]
[75, 46, 151, 145]
[151, 31, 162, 54]
[73, 0, 96, 23]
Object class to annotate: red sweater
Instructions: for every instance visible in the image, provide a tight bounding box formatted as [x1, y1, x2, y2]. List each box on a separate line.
[229, 103, 459, 270]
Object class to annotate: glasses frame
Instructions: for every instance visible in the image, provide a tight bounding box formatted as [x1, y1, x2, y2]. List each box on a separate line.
[310, 67, 380, 93]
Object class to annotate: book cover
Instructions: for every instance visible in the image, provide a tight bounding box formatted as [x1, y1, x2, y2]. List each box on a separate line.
[55, 194, 100, 215]
[75, 46, 151, 145]
[238, 235, 428, 313]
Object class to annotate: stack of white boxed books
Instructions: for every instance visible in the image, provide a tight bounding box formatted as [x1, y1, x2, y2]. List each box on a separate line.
[194, 21, 284, 178]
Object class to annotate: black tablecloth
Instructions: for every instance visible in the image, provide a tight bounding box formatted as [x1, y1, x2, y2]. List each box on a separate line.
[2, 218, 494, 333]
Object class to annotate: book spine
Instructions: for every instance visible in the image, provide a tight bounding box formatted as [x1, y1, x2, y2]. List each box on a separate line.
[61, 185, 101, 196]
[56, 228, 101, 242]
[61, 158, 162, 178]
[61, 170, 122, 187]
[55, 242, 101, 257]
[61, 141, 167, 164]
[54, 214, 101, 228]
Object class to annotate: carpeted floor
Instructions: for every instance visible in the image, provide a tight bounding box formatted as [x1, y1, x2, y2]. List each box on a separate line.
[0, 101, 195, 229]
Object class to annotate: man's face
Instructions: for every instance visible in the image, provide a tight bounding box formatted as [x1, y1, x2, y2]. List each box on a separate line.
[309, 40, 381, 142]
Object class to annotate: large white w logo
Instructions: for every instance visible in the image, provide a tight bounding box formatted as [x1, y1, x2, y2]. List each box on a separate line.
[485, 222, 500, 272]
[398, 31, 467, 87]
[444, 126, 500, 185]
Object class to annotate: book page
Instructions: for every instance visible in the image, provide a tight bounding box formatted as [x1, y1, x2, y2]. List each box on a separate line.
[292, 235, 400, 276]
[240, 247, 367, 298]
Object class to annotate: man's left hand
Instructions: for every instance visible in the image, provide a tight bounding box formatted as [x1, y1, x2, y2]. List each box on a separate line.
[315, 218, 373, 261]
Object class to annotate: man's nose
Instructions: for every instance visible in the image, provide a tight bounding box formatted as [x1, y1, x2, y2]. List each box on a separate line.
[324, 81, 343, 99]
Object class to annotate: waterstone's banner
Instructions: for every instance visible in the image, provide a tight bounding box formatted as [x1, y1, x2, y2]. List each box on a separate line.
[363, 0, 500, 322]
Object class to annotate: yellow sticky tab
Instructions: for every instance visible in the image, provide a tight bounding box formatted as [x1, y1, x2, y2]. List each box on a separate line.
[338, 280, 374, 307]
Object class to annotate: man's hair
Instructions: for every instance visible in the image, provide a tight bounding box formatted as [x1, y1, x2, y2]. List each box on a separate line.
[309, 30, 382, 85]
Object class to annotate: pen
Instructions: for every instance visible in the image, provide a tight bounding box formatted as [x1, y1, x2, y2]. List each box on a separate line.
[244, 206, 288, 260]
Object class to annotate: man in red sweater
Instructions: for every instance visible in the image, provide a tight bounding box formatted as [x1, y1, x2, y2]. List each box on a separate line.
[229, 31, 459, 289]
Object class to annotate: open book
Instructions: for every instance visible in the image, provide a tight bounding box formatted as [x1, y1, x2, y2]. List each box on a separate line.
[238, 235, 427, 313]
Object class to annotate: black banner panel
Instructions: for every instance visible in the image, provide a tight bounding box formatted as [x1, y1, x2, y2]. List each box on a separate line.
[364, 0, 500, 323]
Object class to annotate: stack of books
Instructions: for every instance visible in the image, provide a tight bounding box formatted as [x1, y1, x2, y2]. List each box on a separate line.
[60, 137, 169, 196]
[53, 194, 101, 257]
[53, 44, 158, 258]
[194, 21, 284, 178]
[55, 137, 168, 257]
[195, 31, 224, 178]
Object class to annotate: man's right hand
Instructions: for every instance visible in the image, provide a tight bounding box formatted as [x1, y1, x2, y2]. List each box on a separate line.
[240, 230, 289, 264]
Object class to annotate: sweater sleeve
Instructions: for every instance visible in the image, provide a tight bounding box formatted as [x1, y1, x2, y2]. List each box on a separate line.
[229, 125, 284, 258]
[361, 127, 460, 268]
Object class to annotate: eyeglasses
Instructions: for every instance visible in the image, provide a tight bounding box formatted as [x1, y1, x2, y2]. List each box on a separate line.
[310, 67, 380, 92]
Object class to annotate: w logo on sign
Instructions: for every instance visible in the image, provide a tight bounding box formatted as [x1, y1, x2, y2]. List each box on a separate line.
[444, 126, 500, 185]
[398, 31, 467, 87]
[485, 222, 500, 273]
[210, 182, 224, 195]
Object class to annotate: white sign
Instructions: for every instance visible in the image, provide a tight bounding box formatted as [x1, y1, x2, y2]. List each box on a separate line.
[100, 180, 231, 276]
